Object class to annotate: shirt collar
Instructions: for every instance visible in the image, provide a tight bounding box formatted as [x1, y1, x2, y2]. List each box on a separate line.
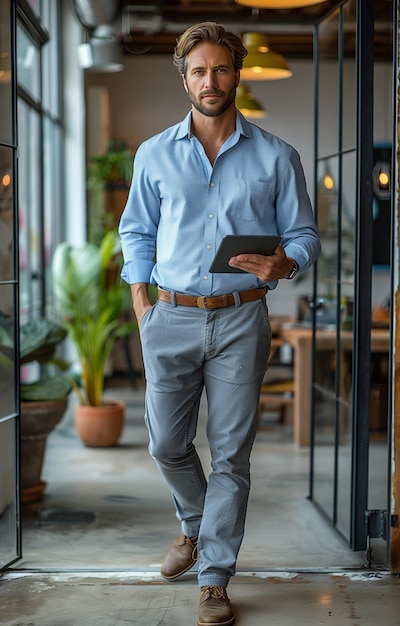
[175, 109, 253, 141]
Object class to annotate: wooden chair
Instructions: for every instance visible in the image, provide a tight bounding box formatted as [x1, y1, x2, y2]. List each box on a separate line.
[258, 316, 295, 429]
[258, 379, 295, 428]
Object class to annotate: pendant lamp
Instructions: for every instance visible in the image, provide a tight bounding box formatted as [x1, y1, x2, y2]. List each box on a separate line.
[236, 1, 328, 8]
[241, 33, 292, 80]
[236, 83, 267, 118]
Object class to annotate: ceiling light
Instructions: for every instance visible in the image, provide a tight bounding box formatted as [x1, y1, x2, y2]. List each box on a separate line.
[323, 174, 334, 190]
[236, 1, 328, 8]
[373, 160, 391, 200]
[241, 33, 292, 80]
[236, 83, 267, 118]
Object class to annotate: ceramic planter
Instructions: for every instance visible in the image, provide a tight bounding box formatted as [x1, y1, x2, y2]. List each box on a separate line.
[74, 399, 125, 447]
[20, 397, 69, 503]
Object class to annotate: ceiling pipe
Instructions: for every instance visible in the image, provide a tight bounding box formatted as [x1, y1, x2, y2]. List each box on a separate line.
[73, 0, 121, 31]
[74, 0, 124, 72]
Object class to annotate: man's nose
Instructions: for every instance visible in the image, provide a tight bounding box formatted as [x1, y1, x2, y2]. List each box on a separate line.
[203, 70, 217, 88]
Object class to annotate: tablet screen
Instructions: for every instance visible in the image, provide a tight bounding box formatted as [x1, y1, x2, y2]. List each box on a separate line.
[209, 235, 281, 273]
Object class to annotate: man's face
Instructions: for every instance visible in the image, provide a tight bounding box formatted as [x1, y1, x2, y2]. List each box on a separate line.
[183, 42, 239, 118]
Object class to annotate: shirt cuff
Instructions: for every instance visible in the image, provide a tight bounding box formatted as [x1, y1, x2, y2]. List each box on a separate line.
[120, 259, 155, 285]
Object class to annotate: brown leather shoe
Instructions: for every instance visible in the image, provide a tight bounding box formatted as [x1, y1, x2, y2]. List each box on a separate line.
[160, 534, 198, 580]
[197, 586, 234, 626]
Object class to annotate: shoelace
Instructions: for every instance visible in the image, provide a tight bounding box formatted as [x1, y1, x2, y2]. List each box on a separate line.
[186, 536, 198, 561]
[200, 586, 227, 603]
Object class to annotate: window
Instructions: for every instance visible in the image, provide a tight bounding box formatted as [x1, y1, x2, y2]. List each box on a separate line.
[17, 0, 64, 321]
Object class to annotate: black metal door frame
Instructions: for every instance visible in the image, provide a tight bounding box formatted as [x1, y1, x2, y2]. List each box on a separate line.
[0, 0, 21, 571]
[310, 0, 393, 555]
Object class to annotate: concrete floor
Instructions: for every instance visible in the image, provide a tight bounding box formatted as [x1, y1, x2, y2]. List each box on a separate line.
[1, 385, 399, 625]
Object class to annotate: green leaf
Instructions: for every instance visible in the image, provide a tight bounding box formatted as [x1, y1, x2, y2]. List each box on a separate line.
[20, 319, 67, 362]
[20, 375, 72, 401]
[51, 231, 136, 406]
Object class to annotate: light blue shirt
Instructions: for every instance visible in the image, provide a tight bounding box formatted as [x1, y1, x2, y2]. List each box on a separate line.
[119, 110, 320, 296]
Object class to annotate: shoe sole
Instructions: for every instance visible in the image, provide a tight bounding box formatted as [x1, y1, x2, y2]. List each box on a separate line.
[160, 558, 197, 580]
[197, 618, 234, 626]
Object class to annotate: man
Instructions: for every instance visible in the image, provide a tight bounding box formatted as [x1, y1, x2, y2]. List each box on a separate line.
[119, 21, 320, 626]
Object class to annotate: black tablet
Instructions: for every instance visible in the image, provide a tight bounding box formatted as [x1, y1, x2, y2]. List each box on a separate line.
[209, 235, 281, 273]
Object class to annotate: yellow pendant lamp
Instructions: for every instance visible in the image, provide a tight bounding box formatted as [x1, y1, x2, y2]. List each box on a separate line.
[236, 83, 267, 118]
[236, 1, 328, 8]
[241, 33, 292, 80]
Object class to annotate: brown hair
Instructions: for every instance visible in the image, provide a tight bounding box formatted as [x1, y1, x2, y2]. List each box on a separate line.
[173, 21, 248, 76]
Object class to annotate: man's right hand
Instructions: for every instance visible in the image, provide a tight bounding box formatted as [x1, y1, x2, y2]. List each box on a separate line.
[130, 283, 152, 326]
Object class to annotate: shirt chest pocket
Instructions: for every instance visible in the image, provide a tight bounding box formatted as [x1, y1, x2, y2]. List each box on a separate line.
[227, 179, 275, 222]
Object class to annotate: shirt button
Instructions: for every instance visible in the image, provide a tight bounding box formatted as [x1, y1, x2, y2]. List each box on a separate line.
[208, 213, 213, 219]
[210, 182, 215, 187]
[203, 275, 208, 280]
[206, 244, 211, 250]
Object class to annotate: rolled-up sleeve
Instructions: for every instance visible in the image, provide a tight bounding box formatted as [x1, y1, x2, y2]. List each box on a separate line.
[119, 143, 160, 285]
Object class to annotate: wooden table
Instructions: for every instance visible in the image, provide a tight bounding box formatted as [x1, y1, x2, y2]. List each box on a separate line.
[280, 324, 390, 446]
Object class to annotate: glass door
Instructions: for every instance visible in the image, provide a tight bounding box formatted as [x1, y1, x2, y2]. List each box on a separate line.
[311, 0, 393, 558]
[0, 0, 21, 570]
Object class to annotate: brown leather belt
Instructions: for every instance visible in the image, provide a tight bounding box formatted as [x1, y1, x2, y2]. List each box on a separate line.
[157, 287, 267, 310]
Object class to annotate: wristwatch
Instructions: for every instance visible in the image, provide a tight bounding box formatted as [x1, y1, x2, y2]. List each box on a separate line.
[285, 259, 299, 280]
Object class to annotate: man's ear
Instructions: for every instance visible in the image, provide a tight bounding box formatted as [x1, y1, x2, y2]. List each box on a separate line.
[182, 74, 188, 93]
[235, 72, 240, 88]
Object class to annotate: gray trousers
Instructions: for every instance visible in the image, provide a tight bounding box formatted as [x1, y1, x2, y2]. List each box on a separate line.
[139, 294, 271, 588]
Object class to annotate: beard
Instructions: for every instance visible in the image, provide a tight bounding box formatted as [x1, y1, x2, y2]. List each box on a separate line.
[187, 84, 237, 118]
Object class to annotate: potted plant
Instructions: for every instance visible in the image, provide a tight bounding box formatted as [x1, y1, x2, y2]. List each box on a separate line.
[51, 230, 136, 447]
[87, 148, 134, 192]
[0, 315, 72, 503]
[87, 142, 135, 245]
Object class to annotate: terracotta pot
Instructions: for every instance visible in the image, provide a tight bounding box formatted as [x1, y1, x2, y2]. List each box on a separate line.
[74, 399, 125, 447]
[20, 397, 69, 502]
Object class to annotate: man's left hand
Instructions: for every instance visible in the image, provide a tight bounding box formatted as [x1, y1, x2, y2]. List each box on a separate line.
[228, 244, 294, 281]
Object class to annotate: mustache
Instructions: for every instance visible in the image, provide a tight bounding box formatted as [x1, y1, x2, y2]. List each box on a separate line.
[201, 90, 224, 97]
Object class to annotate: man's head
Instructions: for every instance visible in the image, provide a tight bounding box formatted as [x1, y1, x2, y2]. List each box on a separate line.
[173, 22, 247, 119]
[173, 22, 247, 77]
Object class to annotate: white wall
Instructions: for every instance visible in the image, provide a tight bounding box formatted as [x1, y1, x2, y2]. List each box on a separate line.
[85, 57, 315, 185]
[84, 55, 392, 316]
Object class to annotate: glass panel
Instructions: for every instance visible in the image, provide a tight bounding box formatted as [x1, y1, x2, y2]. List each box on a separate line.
[342, 62, 356, 152]
[18, 101, 42, 319]
[26, 0, 41, 18]
[318, 11, 339, 159]
[313, 391, 336, 518]
[312, 0, 365, 538]
[0, 284, 16, 418]
[0, 418, 19, 569]
[317, 156, 339, 237]
[42, 2, 60, 116]
[368, 156, 390, 511]
[43, 118, 63, 306]
[368, 330, 390, 530]
[0, 147, 13, 283]
[368, 372, 389, 511]
[336, 150, 356, 538]
[0, 0, 12, 144]
[17, 25, 40, 101]
[341, 150, 357, 289]
[313, 140, 339, 510]
[342, 0, 357, 151]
